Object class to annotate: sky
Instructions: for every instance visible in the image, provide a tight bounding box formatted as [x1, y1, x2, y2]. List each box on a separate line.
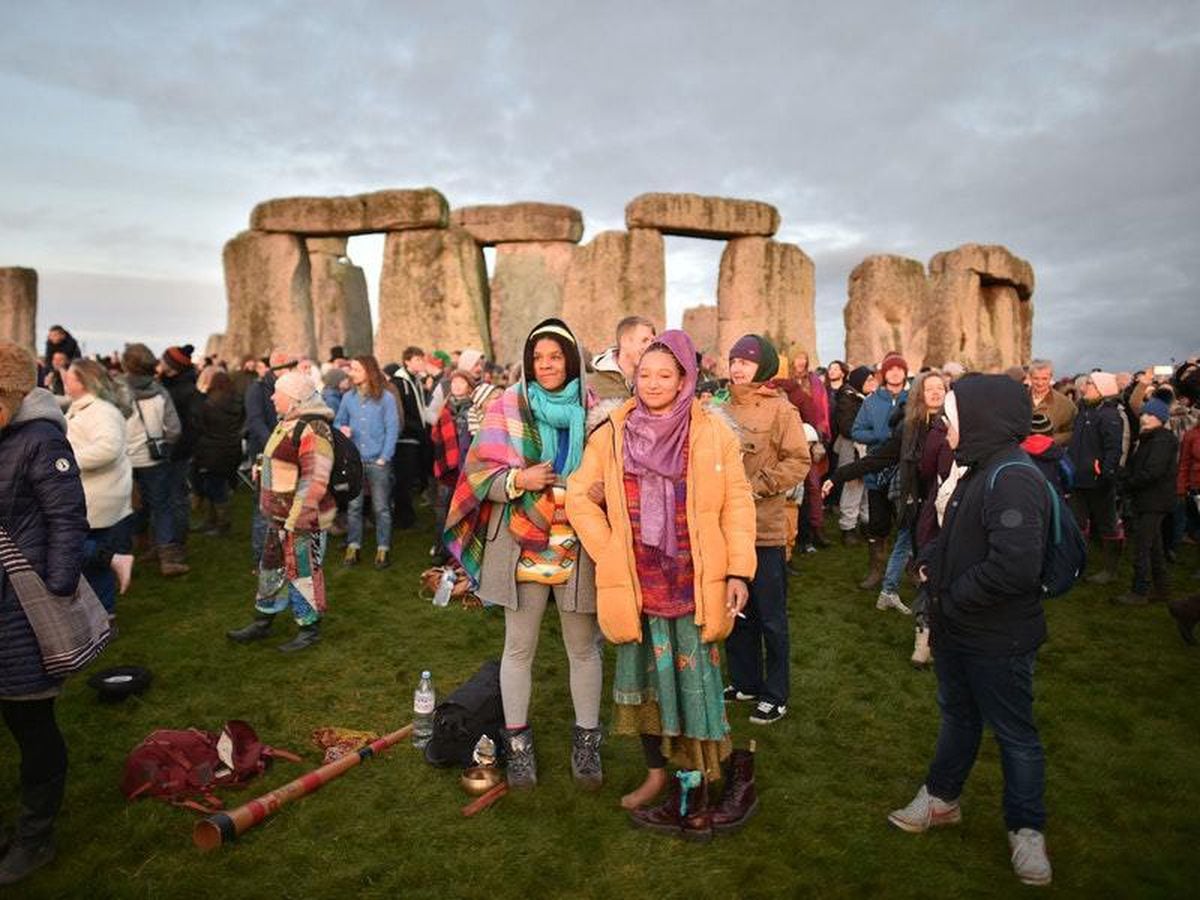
[2, 0, 1197, 374]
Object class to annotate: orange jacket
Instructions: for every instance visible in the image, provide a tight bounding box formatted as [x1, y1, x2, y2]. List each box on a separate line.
[566, 398, 757, 645]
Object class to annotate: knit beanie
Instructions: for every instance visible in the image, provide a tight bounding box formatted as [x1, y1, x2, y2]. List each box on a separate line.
[1089, 371, 1119, 398]
[1030, 411, 1053, 435]
[163, 346, 192, 371]
[275, 370, 317, 404]
[847, 365, 873, 394]
[0, 342, 37, 424]
[1142, 397, 1171, 425]
[458, 348, 484, 373]
[728, 334, 779, 382]
[880, 352, 908, 380]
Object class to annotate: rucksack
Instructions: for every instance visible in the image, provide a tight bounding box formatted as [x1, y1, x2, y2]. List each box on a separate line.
[424, 660, 506, 768]
[291, 415, 363, 512]
[120, 720, 301, 812]
[987, 460, 1088, 598]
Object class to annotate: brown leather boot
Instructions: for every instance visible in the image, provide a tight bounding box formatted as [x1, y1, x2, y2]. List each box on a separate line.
[859, 539, 886, 590]
[629, 775, 682, 835]
[159, 544, 190, 577]
[710, 750, 758, 834]
[629, 770, 712, 841]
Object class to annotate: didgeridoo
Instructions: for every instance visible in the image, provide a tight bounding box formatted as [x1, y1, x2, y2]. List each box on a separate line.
[193, 724, 413, 851]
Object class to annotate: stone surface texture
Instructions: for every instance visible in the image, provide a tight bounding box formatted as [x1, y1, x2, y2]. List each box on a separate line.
[204, 333, 224, 360]
[843, 255, 930, 368]
[682, 305, 719, 356]
[306, 239, 372, 359]
[716, 237, 815, 373]
[625, 193, 780, 239]
[451, 203, 584, 246]
[250, 188, 449, 235]
[489, 242, 576, 365]
[0, 267, 37, 352]
[221, 231, 316, 362]
[375, 226, 491, 365]
[560, 229, 665, 357]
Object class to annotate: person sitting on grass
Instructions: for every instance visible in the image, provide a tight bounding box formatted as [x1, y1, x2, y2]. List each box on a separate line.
[566, 330, 758, 840]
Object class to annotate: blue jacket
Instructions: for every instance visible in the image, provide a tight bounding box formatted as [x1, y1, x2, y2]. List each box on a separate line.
[851, 387, 908, 489]
[334, 389, 400, 463]
[0, 389, 89, 697]
[244, 372, 278, 461]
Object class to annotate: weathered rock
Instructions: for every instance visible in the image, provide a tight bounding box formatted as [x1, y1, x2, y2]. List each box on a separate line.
[683, 305, 718, 356]
[489, 242, 576, 365]
[716, 238, 814, 373]
[625, 193, 780, 239]
[928, 243, 1035, 300]
[204, 333, 224, 360]
[560, 229, 665, 357]
[375, 226, 491, 365]
[451, 203, 584, 246]
[843, 255, 929, 368]
[250, 188, 449, 235]
[221, 231, 316, 362]
[0, 267, 37, 353]
[307, 239, 372, 359]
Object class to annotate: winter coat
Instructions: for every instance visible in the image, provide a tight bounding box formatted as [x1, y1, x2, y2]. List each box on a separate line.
[851, 387, 908, 489]
[259, 396, 337, 533]
[922, 375, 1049, 657]
[333, 388, 400, 464]
[124, 376, 182, 469]
[724, 384, 811, 547]
[0, 389, 88, 698]
[1031, 388, 1077, 447]
[192, 390, 245, 476]
[44, 332, 81, 362]
[588, 347, 632, 401]
[162, 368, 202, 461]
[1123, 427, 1179, 515]
[1178, 425, 1200, 495]
[1067, 398, 1125, 489]
[1020, 434, 1072, 496]
[566, 398, 758, 645]
[832, 384, 865, 442]
[243, 372, 278, 461]
[65, 393, 133, 528]
[391, 368, 431, 440]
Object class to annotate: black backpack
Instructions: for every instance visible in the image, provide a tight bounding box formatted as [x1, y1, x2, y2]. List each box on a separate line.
[290, 416, 363, 513]
[424, 660, 506, 768]
[987, 460, 1087, 598]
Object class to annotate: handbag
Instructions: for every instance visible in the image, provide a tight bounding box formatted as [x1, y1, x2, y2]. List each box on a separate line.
[135, 397, 172, 461]
[0, 525, 112, 677]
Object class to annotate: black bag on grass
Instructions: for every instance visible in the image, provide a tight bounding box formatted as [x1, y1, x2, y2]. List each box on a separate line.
[424, 660, 505, 768]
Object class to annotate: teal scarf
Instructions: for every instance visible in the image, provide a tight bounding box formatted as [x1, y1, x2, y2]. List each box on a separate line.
[526, 379, 585, 476]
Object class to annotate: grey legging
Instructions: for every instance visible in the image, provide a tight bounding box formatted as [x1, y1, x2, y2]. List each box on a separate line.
[502, 582, 602, 730]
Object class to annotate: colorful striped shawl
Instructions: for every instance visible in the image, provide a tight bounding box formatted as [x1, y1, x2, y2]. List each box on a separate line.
[443, 386, 556, 583]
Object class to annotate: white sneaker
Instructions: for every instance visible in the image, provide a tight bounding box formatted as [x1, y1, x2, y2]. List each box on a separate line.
[1009, 828, 1052, 886]
[876, 591, 912, 615]
[887, 785, 962, 833]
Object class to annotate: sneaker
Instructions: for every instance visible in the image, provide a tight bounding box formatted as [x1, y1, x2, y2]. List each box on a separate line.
[723, 685, 757, 703]
[876, 591, 913, 615]
[1008, 828, 1052, 886]
[803, 544, 817, 554]
[887, 785, 962, 833]
[374, 548, 391, 570]
[748, 701, 786, 724]
[343, 547, 360, 567]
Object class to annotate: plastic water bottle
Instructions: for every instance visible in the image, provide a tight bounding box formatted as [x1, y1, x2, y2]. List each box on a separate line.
[412, 671, 435, 749]
[432, 568, 456, 608]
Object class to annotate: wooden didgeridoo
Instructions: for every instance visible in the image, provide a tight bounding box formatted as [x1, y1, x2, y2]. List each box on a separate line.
[193, 724, 413, 851]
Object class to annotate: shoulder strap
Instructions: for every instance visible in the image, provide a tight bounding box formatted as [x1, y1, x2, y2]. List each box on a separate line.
[987, 459, 1061, 545]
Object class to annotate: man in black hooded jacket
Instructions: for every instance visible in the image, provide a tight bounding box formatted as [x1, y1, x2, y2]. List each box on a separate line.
[888, 374, 1054, 887]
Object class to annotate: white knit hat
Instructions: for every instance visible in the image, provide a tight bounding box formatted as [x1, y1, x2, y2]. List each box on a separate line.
[274, 370, 317, 403]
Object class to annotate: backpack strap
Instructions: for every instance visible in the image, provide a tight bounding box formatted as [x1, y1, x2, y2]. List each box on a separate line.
[987, 459, 1061, 546]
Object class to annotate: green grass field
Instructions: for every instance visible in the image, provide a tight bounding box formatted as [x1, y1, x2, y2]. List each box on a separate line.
[3, 491, 1197, 899]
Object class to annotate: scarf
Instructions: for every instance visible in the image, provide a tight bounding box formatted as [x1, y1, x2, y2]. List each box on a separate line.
[526, 379, 585, 476]
[623, 330, 698, 558]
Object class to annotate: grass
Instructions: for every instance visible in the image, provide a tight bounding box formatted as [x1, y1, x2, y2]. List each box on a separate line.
[3, 490, 1198, 899]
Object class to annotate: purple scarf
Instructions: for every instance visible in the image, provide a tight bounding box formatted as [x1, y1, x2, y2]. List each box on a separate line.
[623, 330, 698, 558]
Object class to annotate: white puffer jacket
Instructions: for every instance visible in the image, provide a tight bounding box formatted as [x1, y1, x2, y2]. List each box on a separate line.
[65, 393, 134, 529]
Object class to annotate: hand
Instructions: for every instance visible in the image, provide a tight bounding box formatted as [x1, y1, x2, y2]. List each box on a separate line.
[1138, 369, 1154, 387]
[917, 564, 929, 584]
[516, 462, 555, 492]
[376, 458, 387, 467]
[339, 425, 352, 437]
[586, 481, 606, 505]
[725, 579, 749, 617]
[821, 479, 834, 499]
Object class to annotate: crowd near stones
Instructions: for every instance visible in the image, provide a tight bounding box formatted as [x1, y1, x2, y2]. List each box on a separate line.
[0, 191, 1198, 889]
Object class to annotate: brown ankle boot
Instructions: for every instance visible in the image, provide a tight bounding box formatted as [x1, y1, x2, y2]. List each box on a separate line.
[159, 544, 190, 577]
[630, 770, 712, 841]
[710, 750, 758, 834]
[859, 539, 886, 590]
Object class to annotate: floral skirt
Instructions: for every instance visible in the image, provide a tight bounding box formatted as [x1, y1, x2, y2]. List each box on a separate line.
[613, 614, 731, 781]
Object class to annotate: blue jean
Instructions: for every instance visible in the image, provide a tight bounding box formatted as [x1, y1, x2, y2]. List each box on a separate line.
[925, 647, 1046, 831]
[725, 546, 790, 705]
[882, 524, 913, 593]
[167, 458, 191, 545]
[347, 461, 394, 550]
[82, 516, 132, 613]
[133, 464, 175, 548]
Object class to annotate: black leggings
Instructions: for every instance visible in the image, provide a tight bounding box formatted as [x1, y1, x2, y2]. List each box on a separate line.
[640, 733, 667, 769]
[1, 698, 68, 785]
[865, 488, 894, 540]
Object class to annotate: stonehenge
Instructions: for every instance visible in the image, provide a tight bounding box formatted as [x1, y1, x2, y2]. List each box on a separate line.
[0, 267, 37, 352]
[717, 237, 815, 371]
[560, 229, 665, 355]
[682, 305, 718, 357]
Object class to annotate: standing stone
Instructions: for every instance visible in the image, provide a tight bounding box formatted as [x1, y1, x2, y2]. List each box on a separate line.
[626, 193, 780, 239]
[221, 231, 316, 362]
[843, 255, 929, 368]
[306, 238, 372, 359]
[716, 238, 815, 373]
[204, 333, 225, 360]
[489, 242, 575, 366]
[250, 188, 449, 235]
[376, 226, 491, 365]
[451, 203, 584, 245]
[0, 267, 37, 353]
[560, 229, 665, 357]
[683, 305, 719, 357]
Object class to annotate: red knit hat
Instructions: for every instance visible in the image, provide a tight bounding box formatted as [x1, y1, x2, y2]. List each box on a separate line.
[163, 346, 192, 371]
[880, 352, 908, 379]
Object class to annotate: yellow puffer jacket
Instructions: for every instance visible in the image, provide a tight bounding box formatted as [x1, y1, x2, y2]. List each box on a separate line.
[566, 398, 757, 645]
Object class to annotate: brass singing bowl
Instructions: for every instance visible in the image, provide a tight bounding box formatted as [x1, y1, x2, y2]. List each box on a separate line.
[460, 765, 503, 796]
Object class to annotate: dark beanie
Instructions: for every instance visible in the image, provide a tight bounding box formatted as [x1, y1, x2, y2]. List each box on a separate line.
[728, 334, 779, 382]
[163, 346, 192, 371]
[848, 365, 873, 394]
[1030, 411, 1053, 435]
[1142, 397, 1171, 425]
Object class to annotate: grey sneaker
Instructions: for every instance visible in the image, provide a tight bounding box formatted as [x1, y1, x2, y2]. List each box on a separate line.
[887, 785, 962, 833]
[570, 725, 603, 791]
[503, 726, 537, 789]
[876, 591, 913, 615]
[1009, 828, 1052, 886]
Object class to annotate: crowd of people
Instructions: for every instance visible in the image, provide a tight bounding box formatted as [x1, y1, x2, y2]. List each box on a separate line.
[1, 318, 1197, 887]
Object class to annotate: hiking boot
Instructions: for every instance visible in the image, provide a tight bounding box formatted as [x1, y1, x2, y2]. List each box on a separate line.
[911, 626, 932, 669]
[887, 785, 962, 833]
[710, 749, 758, 834]
[1109, 591, 1149, 606]
[343, 547, 360, 567]
[502, 726, 537, 790]
[876, 591, 912, 614]
[374, 548, 391, 570]
[748, 701, 787, 725]
[277, 623, 321, 653]
[1008, 828, 1052, 886]
[226, 612, 275, 643]
[570, 725, 603, 791]
[723, 685, 757, 703]
[841, 529, 861, 547]
[1168, 594, 1200, 645]
[158, 544, 190, 577]
[859, 539, 886, 590]
[0, 776, 63, 886]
